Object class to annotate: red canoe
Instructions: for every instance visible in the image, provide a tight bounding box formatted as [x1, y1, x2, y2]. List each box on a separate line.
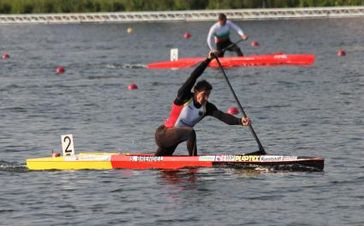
[147, 53, 315, 69]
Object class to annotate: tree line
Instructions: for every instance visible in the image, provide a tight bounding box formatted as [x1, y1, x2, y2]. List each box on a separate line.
[0, 0, 363, 14]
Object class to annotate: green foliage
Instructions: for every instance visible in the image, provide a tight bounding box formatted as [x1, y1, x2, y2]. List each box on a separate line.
[0, 3, 12, 14]
[22, 3, 34, 13]
[113, 2, 125, 12]
[0, 0, 362, 14]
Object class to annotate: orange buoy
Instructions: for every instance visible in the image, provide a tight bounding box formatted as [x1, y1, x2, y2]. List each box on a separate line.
[55, 66, 65, 74]
[2, 52, 10, 59]
[337, 48, 346, 57]
[251, 41, 260, 47]
[227, 107, 239, 115]
[183, 32, 192, 39]
[128, 83, 138, 90]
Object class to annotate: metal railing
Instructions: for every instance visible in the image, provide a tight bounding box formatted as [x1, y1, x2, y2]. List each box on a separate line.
[0, 6, 363, 24]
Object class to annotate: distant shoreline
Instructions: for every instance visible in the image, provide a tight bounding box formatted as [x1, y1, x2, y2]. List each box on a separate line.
[1, 6, 363, 25]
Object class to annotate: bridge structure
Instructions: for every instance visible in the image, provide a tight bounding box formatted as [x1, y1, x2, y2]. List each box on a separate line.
[0, 6, 363, 24]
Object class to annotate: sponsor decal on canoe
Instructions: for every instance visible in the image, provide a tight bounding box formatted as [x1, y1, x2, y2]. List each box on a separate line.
[65, 155, 111, 161]
[199, 156, 216, 161]
[130, 156, 163, 162]
[234, 155, 261, 162]
[214, 155, 236, 161]
[64, 155, 111, 161]
[64, 156, 77, 161]
[274, 54, 288, 59]
[282, 156, 298, 161]
[259, 156, 285, 161]
[197, 155, 300, 162]
[260, 156, 298, 161]
[232, 155, 299, 162]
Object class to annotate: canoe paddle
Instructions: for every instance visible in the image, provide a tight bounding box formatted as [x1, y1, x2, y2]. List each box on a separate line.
[213, 53, 267, 155]
[220, 38, 246, 54]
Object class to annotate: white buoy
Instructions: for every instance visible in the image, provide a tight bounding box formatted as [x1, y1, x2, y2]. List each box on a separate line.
[170, 48, 179, 61]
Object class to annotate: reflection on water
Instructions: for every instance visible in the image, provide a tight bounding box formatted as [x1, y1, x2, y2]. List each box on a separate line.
[159, 169, 198, 185]
[158, 167, 275, 185]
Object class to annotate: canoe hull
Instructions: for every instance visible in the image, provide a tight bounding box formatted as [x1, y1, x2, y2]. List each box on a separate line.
[26, 153, 324, 171]
[147, 53, 315, 69]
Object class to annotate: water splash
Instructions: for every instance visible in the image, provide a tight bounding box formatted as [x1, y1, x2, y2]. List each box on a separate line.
[0, 160, 28, 173]
[106, 63, 147, 69]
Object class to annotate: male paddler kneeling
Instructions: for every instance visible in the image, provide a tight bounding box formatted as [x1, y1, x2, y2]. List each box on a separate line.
[155, 51, 251, 156]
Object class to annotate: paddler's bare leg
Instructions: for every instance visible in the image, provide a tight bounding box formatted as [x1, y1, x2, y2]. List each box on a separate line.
[186, 129, 197, 156]
[230, 44, 244, 56]
[216, 42, 225, 57]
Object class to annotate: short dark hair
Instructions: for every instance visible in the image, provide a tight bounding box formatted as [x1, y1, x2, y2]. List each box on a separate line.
[194, 80, 212, 92]
[218, 13, 226, 21]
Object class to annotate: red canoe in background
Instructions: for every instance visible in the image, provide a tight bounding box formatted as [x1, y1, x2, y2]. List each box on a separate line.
[147, 52, 315, 69]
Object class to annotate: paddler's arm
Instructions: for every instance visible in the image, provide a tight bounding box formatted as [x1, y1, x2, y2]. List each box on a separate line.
[207, 25, 216, 51]
[175, 55, 213, 104]
[206, 102, 251, 126]
[228, 20, 248, 40]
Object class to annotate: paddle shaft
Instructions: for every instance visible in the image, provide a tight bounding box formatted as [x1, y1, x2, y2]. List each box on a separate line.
[214, 56, 266, 154]
[220, 39, 244, 53]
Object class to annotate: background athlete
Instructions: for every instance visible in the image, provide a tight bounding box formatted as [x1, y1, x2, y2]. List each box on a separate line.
[207, 13, 248, 57]
[155, 52, 251, 156]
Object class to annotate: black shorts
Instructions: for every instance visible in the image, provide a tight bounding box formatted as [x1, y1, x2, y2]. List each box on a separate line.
[155, 125, 197, 156]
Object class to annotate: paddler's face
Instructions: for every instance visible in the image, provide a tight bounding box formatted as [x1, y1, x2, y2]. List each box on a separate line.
[219, 19, 226, 26]
[195, 90, 210, 105]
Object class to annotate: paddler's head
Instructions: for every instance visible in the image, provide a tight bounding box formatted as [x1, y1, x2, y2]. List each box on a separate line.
[194, 80, 212, 105]
[218, 13, 227, 26]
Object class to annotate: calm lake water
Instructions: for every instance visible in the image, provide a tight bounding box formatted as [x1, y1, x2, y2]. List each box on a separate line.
[0, 18, 363, 225]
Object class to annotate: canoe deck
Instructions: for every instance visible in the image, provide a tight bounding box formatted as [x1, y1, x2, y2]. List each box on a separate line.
[26, 153, 324, 171]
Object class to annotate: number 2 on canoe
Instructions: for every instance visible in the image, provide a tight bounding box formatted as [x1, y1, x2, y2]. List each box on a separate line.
[61, 134, 75, 156]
